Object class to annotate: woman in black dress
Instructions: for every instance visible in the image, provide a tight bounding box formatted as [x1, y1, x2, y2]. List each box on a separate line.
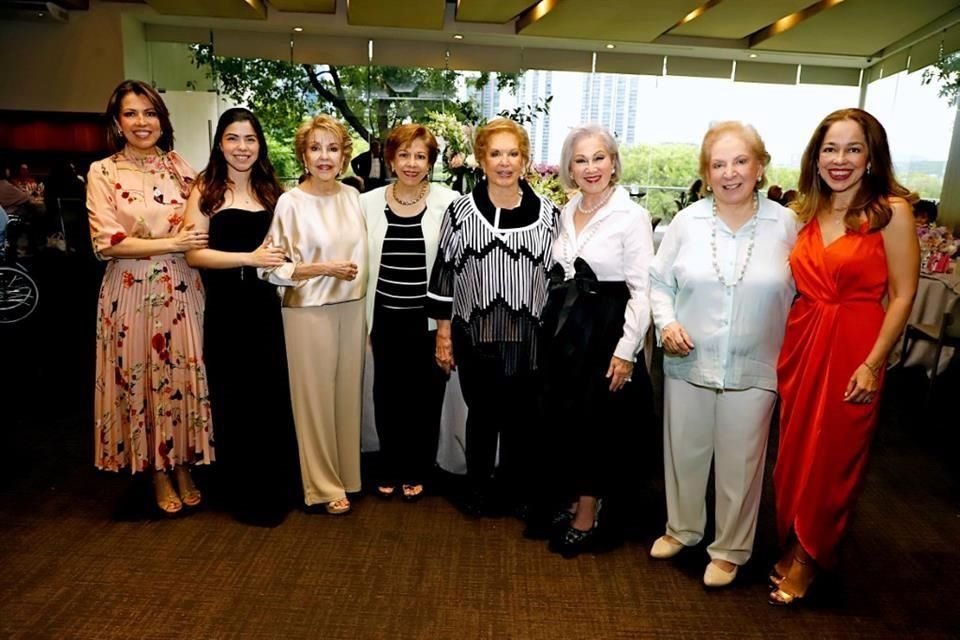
[185, 108, 297, 526]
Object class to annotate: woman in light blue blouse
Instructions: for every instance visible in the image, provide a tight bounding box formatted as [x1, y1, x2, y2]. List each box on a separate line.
[648, 121, 797, 588]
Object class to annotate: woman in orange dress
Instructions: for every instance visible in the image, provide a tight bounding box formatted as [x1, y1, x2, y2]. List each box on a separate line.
[87, 80, 213, 516]
[770, 108, 919, 605]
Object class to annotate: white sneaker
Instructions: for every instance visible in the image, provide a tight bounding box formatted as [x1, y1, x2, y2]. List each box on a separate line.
[703, 561, 738, 587]
[649, 535, 685, 559]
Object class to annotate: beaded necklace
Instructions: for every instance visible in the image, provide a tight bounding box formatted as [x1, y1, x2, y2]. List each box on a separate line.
[710, 193, 759, 288]
[391, 181, 427, 206]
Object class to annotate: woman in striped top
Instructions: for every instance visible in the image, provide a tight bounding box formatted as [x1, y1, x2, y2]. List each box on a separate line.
[427, 117, 558, 518]
[361, 124, 459, 501]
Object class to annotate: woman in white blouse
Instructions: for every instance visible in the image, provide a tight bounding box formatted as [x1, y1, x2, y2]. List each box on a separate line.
[648, 121, 797, 586]
[530, 125, 654, 557]
[260, 114, 367, 516]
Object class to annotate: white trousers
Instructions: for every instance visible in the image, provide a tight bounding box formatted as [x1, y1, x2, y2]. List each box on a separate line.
[662, 377, 775, 565]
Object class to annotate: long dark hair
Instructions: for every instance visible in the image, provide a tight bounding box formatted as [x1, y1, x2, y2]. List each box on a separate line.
[105, 80, 174, 152]
[198, 108, 283, 215]
[795, 108, 914, 231]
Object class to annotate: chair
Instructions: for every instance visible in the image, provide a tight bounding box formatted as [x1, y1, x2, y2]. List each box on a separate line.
[901, 292, 960, 404]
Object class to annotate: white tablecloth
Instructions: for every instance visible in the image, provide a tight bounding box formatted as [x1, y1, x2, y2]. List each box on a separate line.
[890, 270, 960, 375]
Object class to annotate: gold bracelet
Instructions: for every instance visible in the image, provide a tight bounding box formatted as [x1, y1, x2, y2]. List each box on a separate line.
[863, 361, 880, 376]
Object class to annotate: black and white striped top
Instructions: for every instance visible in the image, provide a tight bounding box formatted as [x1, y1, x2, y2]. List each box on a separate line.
[427, 181, 558, 374]
[374, 206, 428, 312]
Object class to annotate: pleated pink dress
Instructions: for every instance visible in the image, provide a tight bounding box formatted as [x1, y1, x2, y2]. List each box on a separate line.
[87, 150, 214, 473]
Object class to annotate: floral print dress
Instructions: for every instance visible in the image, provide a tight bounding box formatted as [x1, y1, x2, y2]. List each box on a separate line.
[86, 151, 214, 473]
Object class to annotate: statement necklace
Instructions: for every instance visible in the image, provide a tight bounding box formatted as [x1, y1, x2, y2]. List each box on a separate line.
[577, 186, 614, 215]
[710, 193, 759, 288]
[392, 181, 427, 206]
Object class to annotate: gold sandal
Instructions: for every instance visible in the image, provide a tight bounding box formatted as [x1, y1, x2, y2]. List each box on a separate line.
[153, 471, 183, 516]
[325, 498, 351, 515]
[768, 555, 815, 606]
[174, 466, 202, 507]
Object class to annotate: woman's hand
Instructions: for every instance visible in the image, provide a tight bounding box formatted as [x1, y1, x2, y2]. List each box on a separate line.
[661, 321, 694, 356]
[246, 241, 287, 268]
[325, 261, 359, 281]
[169, 225, 208, 252]
[435, 329, 456, 374]
[606, 356, 634, 392]
[844, 363, 880, 404]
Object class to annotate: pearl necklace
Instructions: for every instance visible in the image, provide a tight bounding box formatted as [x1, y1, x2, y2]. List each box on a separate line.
[392, 181, 427, 206]
[710, 193, 759, 288]
[577, 187, 614, 215]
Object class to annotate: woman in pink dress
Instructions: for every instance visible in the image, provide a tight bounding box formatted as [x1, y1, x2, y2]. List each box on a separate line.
[87, 80, 214, 516]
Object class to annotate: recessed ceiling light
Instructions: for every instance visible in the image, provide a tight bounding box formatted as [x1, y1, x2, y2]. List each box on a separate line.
[293, 26, 304, 32]
[605, 43, 615, 49]
[453, 34, 464, 40]
[748, 53, 758, 58]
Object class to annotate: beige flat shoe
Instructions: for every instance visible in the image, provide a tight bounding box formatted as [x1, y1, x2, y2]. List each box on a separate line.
[703, 561, 738, 588]
[650, 535, 685, 559]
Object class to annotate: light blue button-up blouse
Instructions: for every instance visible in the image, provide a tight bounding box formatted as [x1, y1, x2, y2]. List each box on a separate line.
[649, 195, 799, 391]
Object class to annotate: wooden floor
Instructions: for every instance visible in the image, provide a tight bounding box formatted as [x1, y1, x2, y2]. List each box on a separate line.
[1, 251, 958, 639]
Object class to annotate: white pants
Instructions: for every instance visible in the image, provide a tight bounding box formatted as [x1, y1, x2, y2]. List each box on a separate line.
[662, 377, 775, 565]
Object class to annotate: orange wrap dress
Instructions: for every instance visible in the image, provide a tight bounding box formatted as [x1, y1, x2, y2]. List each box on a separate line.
[774, 220, 887, 566]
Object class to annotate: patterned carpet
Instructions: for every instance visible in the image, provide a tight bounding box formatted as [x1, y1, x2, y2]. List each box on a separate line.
[1, 252, 958, 639]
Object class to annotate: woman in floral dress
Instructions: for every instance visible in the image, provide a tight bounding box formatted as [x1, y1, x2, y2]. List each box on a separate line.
[86, 80, 214, 516]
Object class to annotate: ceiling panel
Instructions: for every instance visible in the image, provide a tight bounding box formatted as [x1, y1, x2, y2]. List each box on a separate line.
[292, 34, 369, 66]
[671, 0, 814, 39]
[146, 0, 267, 20]
[347, 0, 447, 30]
[753, 0, 960, 56]
[455, 0, 537, 23]
[734, 60, 797, 84]
[518, 0, 701, 43]
[268, 1, 336, 12]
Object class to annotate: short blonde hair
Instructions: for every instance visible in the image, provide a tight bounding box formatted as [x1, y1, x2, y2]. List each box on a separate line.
[474, 117, 530, 171]
[698, 121, 770, 195]
[558, 124, 622, 191]
[294, 114, 353, 176]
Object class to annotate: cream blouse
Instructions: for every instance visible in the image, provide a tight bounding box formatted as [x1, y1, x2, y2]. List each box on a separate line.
[260, 184, 368, 308]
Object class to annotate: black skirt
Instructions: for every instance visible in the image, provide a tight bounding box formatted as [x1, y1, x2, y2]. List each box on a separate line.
[539, 258, 653, 500]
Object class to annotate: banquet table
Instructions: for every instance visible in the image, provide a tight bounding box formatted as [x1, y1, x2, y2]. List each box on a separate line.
[890, 269, 960, 375]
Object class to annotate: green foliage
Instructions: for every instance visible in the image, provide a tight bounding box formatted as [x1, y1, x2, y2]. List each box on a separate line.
[528, 164, 569, 207]
[264, 131, 300, 182]
[900, 172, 944, 199]
[923, 51, 960, 106]
[498, 96, 554, 127]
[618, 143, 699, 220]
[189, 44, 516, 149]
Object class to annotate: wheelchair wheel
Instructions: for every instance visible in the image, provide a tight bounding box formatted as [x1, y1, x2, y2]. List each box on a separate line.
[0, 265, 39, 324]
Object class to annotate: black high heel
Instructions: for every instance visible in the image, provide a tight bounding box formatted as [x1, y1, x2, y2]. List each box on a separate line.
[549, 500, 602, 559]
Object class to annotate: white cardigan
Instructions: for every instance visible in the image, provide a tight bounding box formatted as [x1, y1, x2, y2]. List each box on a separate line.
[360, 183, 460, 333]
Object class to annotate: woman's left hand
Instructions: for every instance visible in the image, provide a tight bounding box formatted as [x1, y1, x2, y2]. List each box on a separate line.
[606, 356, 635, 393]
[843, 363, 879, 404]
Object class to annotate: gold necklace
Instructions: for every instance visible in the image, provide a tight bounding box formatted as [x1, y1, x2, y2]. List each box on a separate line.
[392, 181, 427, 206]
